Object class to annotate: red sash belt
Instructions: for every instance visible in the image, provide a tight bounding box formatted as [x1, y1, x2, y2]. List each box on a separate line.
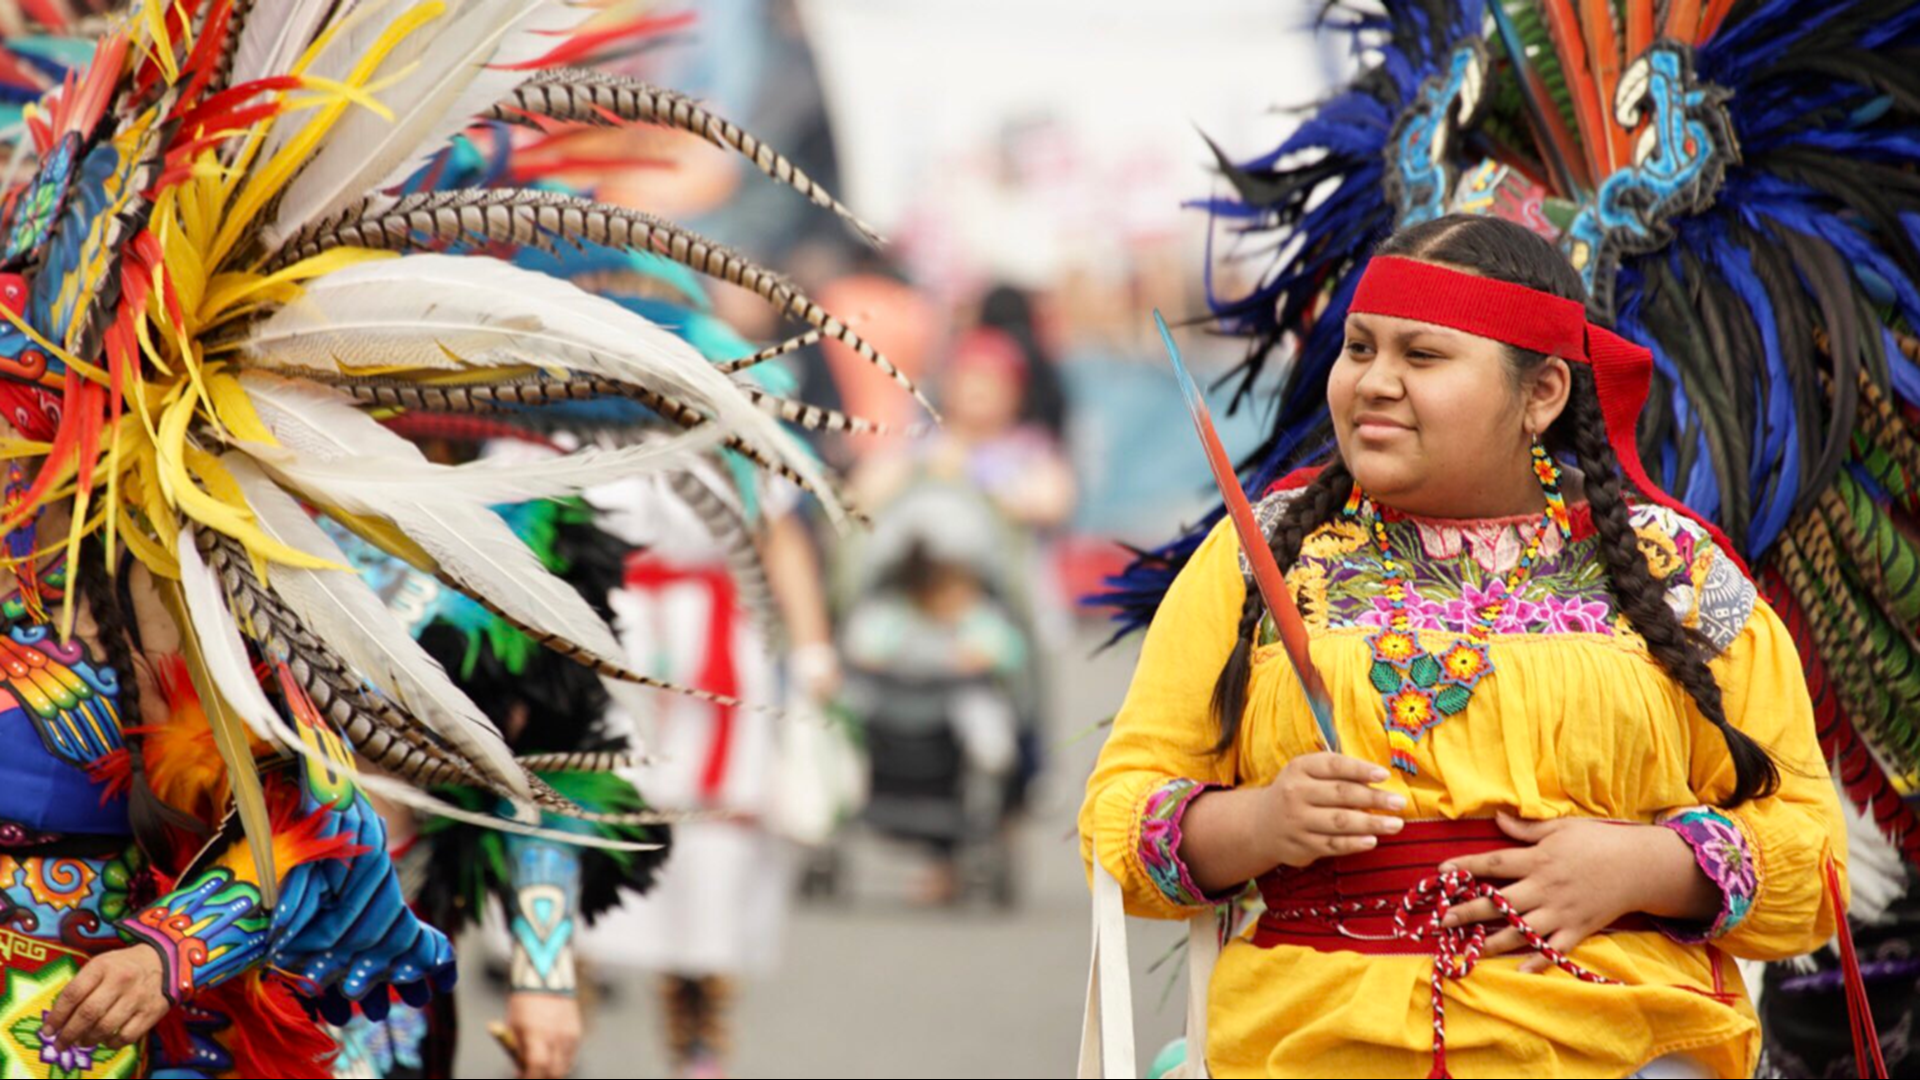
[1250, 819, 1636, 1079]
[1253, 819, 1650, 954]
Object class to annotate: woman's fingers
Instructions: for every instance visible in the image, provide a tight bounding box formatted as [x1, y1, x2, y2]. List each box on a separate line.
[1308, 779, 1407, 813]
[1474, 922, 1536, 953]
[1442, 845, 1540, 881]
[1303, 806, 1406, 837]
[1442, 897, 1502, 927]
[1300, 753, 1392, 785]
[1320, 833, 1384, 856]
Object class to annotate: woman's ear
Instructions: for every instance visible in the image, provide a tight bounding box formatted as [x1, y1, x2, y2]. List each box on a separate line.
[1525, 357, 1574, 436]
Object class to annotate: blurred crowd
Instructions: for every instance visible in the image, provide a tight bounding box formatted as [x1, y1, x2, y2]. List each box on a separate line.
[329, 3, 1277, 1077]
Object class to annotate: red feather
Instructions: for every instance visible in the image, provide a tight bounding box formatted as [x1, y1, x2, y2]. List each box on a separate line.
[1626, 0, 1656, 60]
[201, 974, 340, 1078]
[1763, 569, 1920, 867]
[1539, 0, 1610, 181]
[52, 32, 127, 143]
[502, 10, 700, 71]
[175, 0, 238, 108]
[10, 371, 86, 530]
[1579, 0, 1630, 174]
[86, 747, 133, 804]
[1664, 0, 1707, 43]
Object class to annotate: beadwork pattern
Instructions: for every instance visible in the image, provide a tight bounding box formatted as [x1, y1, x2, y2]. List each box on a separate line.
[1352, 440, 1573, 774]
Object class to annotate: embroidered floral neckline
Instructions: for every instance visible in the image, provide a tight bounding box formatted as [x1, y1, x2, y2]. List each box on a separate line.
[1372, 501, 1596, 579]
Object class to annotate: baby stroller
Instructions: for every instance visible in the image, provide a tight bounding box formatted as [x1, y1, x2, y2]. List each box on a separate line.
[826, 480, 1043, 907]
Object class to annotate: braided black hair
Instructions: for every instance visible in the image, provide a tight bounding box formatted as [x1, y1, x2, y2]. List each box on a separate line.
[1209, 214, 1779, 806]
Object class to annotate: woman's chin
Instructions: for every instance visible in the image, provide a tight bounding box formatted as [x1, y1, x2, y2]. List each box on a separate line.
[1347, 457, 1421, 500]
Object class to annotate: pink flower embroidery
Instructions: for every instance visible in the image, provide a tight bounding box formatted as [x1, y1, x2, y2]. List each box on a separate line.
[1542, 594, 1613, 634]
[1360, 581, 1449, 631]
[1444, 578, 1520, 631]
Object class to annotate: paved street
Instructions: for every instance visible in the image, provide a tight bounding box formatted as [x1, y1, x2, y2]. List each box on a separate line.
[454, 626, 1185, 1078]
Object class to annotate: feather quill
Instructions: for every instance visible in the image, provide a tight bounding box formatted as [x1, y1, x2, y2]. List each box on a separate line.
[247, 427, 718, 507]
[230, 254, 845, 523]
[265, 0, 592, 249]
[226, 455, 532, 793]
[236, 375, 688, 713]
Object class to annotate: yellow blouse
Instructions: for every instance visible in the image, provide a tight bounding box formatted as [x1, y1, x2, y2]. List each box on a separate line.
[1080, 496, 1846, 1079]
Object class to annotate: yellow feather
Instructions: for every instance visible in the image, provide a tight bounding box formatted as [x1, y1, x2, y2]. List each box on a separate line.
[204, 371, 279, 446]
[156, 397, 335, 570]
[58, 483, 91, 641]
[185, 447, 344, 571]
[293, 74, 401, 122]
[201, 248, 397, 329]
[141, 2, 178, 84]
[212, 4, 445, 267]
[0, 439, 53, 460]
[118, 507, 181, 580]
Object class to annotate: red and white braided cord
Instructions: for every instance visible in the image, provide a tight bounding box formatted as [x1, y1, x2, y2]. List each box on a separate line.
[1271, 870, 1615, 1079]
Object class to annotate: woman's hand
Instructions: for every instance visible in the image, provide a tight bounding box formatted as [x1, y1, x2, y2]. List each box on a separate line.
[45, 946, 170, 1052]
[1441, 812, 1718, 973]
[1257, 753, 1408, 867]
[1182, 753, 1405, 895]
[505, 991, 583, 1079]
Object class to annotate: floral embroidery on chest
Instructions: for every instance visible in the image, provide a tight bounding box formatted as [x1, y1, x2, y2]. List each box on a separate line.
[1267, 507, 1620, 639]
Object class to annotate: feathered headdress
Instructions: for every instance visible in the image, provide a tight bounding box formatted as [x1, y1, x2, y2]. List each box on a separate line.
[1112, 0, 1920, 860]
[0, 0, 916, 852]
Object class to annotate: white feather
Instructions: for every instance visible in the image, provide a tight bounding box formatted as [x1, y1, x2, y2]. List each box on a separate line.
[264, 0, 591, 248]
[184, 521, 656, 851]
[1840, 773, 1908, 925]
[249, 428, 718, 507]
[237, 254, 846, 523]
[225, 455, 531, 795]
[177, 526, 301, 750]
[466, 443, 660, 749]
[229, 0, 352, 91]
[236, 375, 655, 703]
[257, 0, 407, 160]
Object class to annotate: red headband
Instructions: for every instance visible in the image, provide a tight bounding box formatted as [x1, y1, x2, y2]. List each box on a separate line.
[1349, 256, 1746, 569]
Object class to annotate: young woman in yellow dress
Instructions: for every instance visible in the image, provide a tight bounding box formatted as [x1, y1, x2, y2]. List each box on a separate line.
[1081, 214, 1846, 1079]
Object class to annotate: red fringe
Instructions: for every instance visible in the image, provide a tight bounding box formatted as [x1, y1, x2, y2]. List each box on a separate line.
[202, 973, 339, 1079]
[86, 747, 132, 804]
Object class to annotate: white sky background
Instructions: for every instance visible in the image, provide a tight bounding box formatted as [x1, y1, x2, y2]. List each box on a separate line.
[796, 0, 1338, 286]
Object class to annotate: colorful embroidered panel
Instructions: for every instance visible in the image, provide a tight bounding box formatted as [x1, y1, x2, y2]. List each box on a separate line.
[1138, 779, 1225, 910]
[1246, 493, 1756, 653]
[0, 929, 141, 1078]
[1657, 807, 1757, 943]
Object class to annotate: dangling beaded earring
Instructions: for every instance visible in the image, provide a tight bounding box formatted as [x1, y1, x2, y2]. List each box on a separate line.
[1530, 431, 1574, 542]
